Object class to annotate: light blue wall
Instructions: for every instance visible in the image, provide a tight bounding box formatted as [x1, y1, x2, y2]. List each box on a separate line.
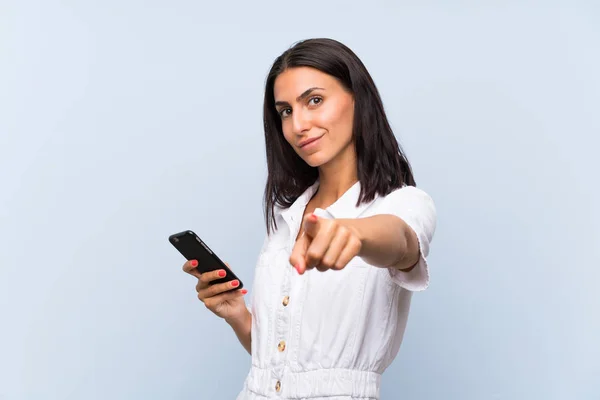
[1, 1, 599, 399]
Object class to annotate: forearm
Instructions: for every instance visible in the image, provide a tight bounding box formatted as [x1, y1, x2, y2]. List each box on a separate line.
[342, 214, 419, 271]
[226, 308, 252, 355]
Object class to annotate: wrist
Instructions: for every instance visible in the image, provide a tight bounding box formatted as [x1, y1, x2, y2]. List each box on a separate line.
[225, 306, 251, 328]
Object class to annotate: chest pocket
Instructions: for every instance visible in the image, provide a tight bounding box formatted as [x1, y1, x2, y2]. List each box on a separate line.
[252, 237, 287, 307]
[293, 257, 370, 370]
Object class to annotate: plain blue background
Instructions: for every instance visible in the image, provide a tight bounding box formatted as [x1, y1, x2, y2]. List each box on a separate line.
[1, 1, 599, 399]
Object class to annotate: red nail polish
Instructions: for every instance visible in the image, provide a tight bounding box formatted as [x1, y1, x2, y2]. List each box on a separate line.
[190, 260, 198, 267]
[241, 289, 248, 294]
[231, 280, 239, 287]
[218, 270, 226, 277]
[309, 214, 318, 222]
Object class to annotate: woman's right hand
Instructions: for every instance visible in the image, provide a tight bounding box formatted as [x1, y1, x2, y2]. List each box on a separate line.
[182, 260, 249, 323]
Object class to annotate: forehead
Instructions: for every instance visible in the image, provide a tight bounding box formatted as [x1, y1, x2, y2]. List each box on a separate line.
[273, 67, 340, 101]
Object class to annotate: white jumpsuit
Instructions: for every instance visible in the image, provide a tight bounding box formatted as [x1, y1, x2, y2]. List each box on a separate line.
[236, 181, 436, 400]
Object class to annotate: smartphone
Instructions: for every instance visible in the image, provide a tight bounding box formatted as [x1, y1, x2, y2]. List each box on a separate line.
[168, 230, 243, 290]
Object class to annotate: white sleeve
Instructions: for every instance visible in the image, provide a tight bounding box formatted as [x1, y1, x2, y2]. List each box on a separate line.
[378, 185, 437, 291]
[247, 234, 270, 316]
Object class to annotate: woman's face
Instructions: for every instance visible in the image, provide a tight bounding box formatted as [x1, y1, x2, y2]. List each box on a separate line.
[273, 67, 355, 168]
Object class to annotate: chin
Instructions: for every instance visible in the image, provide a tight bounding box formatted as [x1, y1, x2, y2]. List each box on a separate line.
[302, 153, 330, 168]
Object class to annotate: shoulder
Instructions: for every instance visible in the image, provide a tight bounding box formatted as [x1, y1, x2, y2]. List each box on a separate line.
[373, 185, 437, 238]
[378, 185, 435, 211]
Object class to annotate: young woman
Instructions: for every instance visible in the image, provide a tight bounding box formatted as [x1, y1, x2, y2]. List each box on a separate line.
[183, 38, 436, 400]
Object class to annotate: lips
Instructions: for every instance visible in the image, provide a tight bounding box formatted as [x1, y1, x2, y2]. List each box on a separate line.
[298, 135, 323, 148]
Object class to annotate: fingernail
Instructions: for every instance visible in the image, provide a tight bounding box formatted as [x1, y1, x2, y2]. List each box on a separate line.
[218, 270, 226, 277]
[231, 280, 239, 287]
[309, 214, 318, 222]
[190, 260, 198, 267]
[241, 289, 248, 294]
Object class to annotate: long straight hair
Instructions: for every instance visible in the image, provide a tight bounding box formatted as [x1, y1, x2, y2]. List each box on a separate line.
[263, 38, 416, 234]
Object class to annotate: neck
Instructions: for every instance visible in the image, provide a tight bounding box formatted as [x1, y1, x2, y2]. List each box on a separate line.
[314, 144, 358, 207]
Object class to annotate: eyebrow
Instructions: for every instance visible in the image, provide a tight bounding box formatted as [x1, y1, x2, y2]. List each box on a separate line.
[274, 87, 325, 107]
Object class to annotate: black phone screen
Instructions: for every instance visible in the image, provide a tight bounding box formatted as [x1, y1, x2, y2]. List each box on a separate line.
[169, 230, 243, 289]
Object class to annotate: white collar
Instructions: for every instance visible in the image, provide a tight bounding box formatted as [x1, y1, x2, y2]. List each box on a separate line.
[281, 180, 376, 221]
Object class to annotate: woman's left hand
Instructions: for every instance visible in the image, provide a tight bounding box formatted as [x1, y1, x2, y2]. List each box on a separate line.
[289, 213, 362, 274]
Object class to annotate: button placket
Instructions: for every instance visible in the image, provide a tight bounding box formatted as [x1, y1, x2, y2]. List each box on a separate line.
[274, 264, 291, 360]
[271, 214, 299, 395]
[272, 193, 306, 394]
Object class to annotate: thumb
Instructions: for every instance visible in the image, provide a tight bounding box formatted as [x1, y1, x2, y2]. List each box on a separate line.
[303, 213, 320, 238]
[290, 231, 310, 274]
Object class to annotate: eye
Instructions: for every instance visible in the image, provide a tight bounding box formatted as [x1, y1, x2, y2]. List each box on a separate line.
[278, 108, 292, 118]
[308, 96, 323, 106]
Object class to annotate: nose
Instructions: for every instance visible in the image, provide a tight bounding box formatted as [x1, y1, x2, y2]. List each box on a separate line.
[291, 108, 311, 135]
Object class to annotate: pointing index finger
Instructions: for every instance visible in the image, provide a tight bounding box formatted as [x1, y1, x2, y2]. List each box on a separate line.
[290, 230, 310, 274]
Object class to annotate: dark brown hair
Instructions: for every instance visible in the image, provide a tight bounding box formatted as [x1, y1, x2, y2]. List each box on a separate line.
[263, 38, 415, 234]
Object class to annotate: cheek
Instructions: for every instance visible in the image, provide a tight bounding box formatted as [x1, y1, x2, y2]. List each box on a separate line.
[317, 106, 338, 125]
[322, 105, 353, 141]
[281, 123, 297, 149]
